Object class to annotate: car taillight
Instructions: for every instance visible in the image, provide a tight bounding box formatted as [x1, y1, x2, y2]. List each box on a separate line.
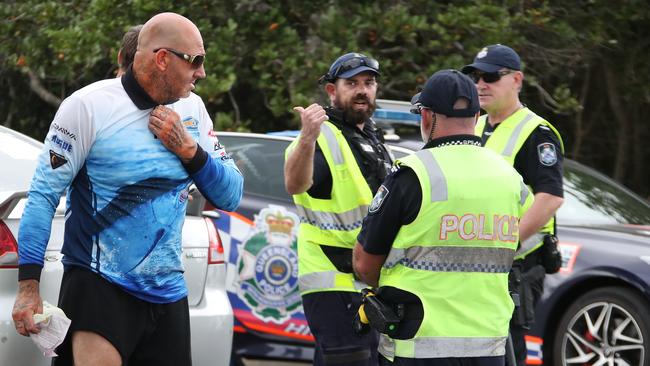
[205, 217, 224, 264]
[0, 220, 18, 268]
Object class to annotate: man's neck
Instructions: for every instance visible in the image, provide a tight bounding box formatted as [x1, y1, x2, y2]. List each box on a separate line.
[486, 100, 524, 126]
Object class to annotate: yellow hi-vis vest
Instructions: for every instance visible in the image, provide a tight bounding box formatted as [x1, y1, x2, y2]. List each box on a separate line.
[378, 145, 533, 360]
[285, 121, 373, 295]
[476, 107, 564, 259]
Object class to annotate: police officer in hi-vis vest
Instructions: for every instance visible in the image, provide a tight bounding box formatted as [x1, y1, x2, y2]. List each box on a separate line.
[284, 52, 394, 366]
[461, 44, 565, 366]
[353, 69, 533, 366]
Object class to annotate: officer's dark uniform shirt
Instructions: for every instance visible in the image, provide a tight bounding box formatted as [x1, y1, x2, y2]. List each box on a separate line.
[307, 107, 393, 199]
[481, 120, 564, 198]
[358, 135, 481, 255]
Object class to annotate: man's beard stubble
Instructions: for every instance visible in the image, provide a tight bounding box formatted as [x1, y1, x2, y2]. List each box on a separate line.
[334, 94, 376, 127]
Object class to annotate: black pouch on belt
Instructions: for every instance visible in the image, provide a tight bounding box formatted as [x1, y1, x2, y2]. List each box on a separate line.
[539, 234, 562, 274]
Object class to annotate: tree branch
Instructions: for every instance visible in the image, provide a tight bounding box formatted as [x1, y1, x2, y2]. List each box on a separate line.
[24, 68, 61, 107]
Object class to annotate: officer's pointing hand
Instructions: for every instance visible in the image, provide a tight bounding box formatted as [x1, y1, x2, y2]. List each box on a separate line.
[293, 103, 327, 142]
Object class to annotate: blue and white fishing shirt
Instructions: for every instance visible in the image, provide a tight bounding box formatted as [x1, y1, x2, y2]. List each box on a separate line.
[18, 68, 243, 303]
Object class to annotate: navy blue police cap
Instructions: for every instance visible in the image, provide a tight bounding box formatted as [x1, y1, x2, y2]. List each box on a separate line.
[320, 52, 380, 84]
[461, 44, 521, 74]
[410, 69, 479, 118]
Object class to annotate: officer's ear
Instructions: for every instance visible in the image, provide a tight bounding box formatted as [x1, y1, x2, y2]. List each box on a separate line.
[325, 82, 337, 104]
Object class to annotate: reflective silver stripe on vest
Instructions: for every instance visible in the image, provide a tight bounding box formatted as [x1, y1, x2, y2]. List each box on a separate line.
[520, 180, 530, 206]
[320, 123, 344, 165]
[299, 271, 366, 292]
[383, 246, 514, 273]
[296, 204, 369, 231]
[379, 334, 506, 358]
[414, 150, 447, 202]
[515, 232, 544, 258]
[502, 113, 535, 157]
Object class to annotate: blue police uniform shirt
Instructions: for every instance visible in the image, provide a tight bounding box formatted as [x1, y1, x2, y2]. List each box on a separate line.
[18, 68, 243, 303]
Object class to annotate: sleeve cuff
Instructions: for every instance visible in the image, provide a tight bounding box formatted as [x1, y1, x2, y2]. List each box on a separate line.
[18, 264, 43, 282]
[531, 184, 564, 198]
[182, 145, 209, 175]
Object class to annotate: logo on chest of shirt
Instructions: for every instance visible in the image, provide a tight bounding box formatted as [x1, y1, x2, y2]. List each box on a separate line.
[537, 142, 558, 166]
[182, 117, 200, 140]
[182, 117, 199, 129]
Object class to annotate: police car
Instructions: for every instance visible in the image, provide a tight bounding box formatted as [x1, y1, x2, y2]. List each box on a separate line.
[214, 104, 650, 366]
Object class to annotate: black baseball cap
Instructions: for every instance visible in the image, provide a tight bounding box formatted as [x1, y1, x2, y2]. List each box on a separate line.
[411, 69, 479, 118]
[461, 44, 521, 74]
[319, 52, 380, 84]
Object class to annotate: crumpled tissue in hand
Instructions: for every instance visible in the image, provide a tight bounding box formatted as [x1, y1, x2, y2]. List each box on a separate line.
[31, 301, 71, 357]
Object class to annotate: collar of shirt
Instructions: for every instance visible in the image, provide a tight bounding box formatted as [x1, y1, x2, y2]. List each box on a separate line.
[422, 134, 482, 149]
[120, 65, 178, 110]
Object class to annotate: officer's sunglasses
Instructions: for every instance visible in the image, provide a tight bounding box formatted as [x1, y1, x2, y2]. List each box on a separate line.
[468, 70, 514, 84]
[332, 56, 380, 78]
[411, 104, 430, 115]
[153, 48, 205, 68]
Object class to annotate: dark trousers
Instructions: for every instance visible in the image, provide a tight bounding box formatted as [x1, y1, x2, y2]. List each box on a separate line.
[508, 263, 545, 366]
[302, 291, 379, 366]
[380, 355, 505, 366]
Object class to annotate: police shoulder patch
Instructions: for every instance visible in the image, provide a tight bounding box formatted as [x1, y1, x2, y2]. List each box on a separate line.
[537, 143, 557, 166]
[368, 185, 389, 214]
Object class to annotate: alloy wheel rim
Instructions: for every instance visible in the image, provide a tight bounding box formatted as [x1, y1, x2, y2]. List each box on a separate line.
[562, 301, 645, 365]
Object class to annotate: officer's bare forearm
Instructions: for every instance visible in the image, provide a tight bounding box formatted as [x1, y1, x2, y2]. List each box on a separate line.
[353, 242, 385, 288]
[519, 192, 564, 241]
[284, 138, 316, 194]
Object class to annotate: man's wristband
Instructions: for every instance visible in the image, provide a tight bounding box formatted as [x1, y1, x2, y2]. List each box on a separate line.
[182, 144, 208, 174]
[18, 264, 43, 282]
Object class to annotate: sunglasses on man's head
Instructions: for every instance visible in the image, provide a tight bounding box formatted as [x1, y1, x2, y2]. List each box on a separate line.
[332, 56, 379, 78]
[468, 70, 514, 84]
[153, 48, 205, 68]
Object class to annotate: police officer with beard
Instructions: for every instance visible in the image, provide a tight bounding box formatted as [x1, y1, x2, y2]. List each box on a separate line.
[284, 52, 394, 366]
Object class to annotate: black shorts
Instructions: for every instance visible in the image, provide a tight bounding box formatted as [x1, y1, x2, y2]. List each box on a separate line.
[53, 267, 191, 366]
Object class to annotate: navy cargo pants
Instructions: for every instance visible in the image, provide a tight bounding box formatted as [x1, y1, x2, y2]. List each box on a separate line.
[302, 291, 379, 366]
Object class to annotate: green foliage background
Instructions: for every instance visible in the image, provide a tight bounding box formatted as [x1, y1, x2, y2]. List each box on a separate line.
[1, 0, 649, 198]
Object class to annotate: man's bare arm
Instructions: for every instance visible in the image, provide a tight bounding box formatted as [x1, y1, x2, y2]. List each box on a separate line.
[519, 192, 564, 241]
[353, 241, 387, 288]
[284, 103, 328, 194]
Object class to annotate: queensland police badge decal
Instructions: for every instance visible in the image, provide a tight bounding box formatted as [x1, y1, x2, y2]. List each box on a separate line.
[369, 185, 389, 214]
[537, 143, 558, 166]
[235, 205, 301, 323]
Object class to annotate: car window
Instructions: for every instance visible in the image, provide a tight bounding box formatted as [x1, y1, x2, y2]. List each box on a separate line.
[558, 160, 650, 225]
[219, 135, 292, 202]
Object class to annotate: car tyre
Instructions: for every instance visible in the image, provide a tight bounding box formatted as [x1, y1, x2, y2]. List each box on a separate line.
[552, 286, 650, 366]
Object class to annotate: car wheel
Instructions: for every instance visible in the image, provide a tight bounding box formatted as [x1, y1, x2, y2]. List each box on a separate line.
[552, 286, 650, 366]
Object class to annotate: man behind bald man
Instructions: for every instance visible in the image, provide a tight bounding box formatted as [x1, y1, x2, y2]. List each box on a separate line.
[12, 12, 243, 366]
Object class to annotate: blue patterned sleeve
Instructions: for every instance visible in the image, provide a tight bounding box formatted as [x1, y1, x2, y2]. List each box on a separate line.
[188, 105, 243, 211]
[18, 96, 93, 270]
